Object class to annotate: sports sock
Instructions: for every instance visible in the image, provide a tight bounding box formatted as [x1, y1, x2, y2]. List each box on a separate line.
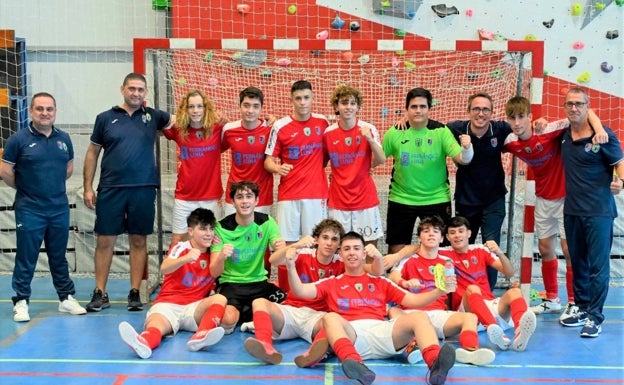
[565, 266, 574, 303]
[141, 327, 163, 349]
[467, 292, 497, 326]
[253, 311, 274, 345]
[197, 303, 225, 331]
[333, 337, 361, 362]
[510, 297, 528, 327]
[541, 258, 559, 300]
[458, 329, 479, 350]
[421, 344, 442, 368]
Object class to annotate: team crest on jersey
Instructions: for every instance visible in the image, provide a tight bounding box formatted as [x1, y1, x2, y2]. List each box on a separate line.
[536, 143, 543, 152]
[196, 131, 204, 139]
[318, 269, 326, 278]
[524, 147, 532, 154]
[471, 256, 478, 265]
[245, 233, 251, 242]
[303, 127, 311, 136]
[315, 127, 321, 135]
[591, 144, 600, 153]
[428, 265, 435, 274]
[584, 143, 593, 152]
[463, 260, 470, 269]
[56, 141, 68, 152]
[247, 136, 255, 145]
[356, 136, 361, 145]
[427, 138, 433, 145]
[400, 153, 409, 166]
[368, 283, 375, 292]
[345, 137, 352, 146]
[490, 138, 498, 147]
[355, 283, 363, 292]
[259, 135, 266, 144]
[415, 138, 422, 147]
[257, 231, 263, 239]
[200, 260, 207, 269]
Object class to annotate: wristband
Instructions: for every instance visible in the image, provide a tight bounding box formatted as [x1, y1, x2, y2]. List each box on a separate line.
[461, 144, 474, 163]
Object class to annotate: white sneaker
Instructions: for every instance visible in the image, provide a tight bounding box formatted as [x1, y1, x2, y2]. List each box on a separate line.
[512, 311, 537, 352]
[559, 303, 579, 322]
[455, 347, 496, 366]
[187, 327, 225, 352]
[13, 299, 30, 322]
[118, 321, 152, 359]
[59, 295, 87, 315]
[240, 321, 256, 333]
[486, 324, 511, 350]
[530, 297, 562, 314]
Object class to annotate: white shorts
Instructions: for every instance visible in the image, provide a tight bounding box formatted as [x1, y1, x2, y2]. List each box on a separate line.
[534, 197, 565, 240]
[276, 199, 327, 242]
[223, 202, 271, 217]
[172, 199, 223, 234]
[351, 319, 400, 360]
[458, 297, 513, 330]
[328, 206, 383, 242]
[399, 308, 454, 340]
[145, 300, 201, 335]
[274, 305, 325, 343]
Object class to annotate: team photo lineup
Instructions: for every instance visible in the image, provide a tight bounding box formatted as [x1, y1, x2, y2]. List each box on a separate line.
[2, 67, 622, 385]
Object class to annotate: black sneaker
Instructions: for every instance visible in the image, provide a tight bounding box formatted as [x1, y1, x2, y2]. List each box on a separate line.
[86, 288, 110, 312]
[427, 343, 456, 385]
[341, 359, 375, 385]
[127, 288, 143, 311]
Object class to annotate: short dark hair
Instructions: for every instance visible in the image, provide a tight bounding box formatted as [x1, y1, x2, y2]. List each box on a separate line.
[229, 180, 260, 199]
[30, 92, 56, 108]
[240, 87, 264, 106]
[417, 216, 446, 236]
[447, 216, 471, 233]
[405, 87, 433, 110]
[187, 208, 216, 228]
[340, 231, 365, 246]
[123, 72, 147, 87]
[291, 80, 313, 94]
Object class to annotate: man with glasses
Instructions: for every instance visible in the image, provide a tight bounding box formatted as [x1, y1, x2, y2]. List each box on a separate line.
[447, 92, 510, 290]
[558, 87, 623, 338]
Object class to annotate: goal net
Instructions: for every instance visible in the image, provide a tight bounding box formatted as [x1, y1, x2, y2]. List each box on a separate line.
[136, 38, 543, 288]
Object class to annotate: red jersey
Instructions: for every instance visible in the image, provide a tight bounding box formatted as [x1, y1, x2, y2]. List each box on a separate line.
[314, 273, 407, 321]
[395, 254, 449, 311]
[264, 114, 329, 200]
[153, 241, 218, 305]
[439, 246, 498, 309]
[323, 120, 381, 210]
[282, 249, 345, 310]
[503, 119, 568, 200]
[163, 124, 223, 201]
[221, 119, 273, 207]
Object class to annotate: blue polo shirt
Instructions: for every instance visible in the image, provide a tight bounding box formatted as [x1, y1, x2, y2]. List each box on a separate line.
[91, 105, 170, 189]
[561, 125, 622, 217]
[448, 120, 512, 206]
[2, 123, 73, 212]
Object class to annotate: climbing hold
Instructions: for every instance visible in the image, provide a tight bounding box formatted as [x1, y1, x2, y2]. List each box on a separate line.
[236, 4, 250, 14]
[204, 51, 214, 62]
[349, 21, 361, 32]
[331, 15, 346, 29]
[568, 56, 578, 68]
[389, 75, 402, 86]
[394, 29, 406, 37]
[606, 30, 619, 39]
[358, 55, 370, 65]
[316, 30, 329, 40]
[276, 58, 291, 67]
[287, 4, 297, 15]
[342, 52, 354, 61]
[395, 50, 407, 56]
[577, 71, 590, 83]
[404, 61, 416, 70]
[177, 77, 187, 85]
[560, 87, 569, 95]
[467, 73, 479, 81]
[524, 34, 537, 41]
[432, 99, 441, 107]
[436, 69, 448, 77]
[207, 78, 219, 86]
[491, 69, 503, 79]
[617, 0, 624, 6]
[543, 70, 549, 76]
[380, 0, 391, 6]
[465, 9, 473, 17]
[571, 3, 583, 16]
[391, 56, 399, 67]
[600, 61, 614, 73]
[311, 50, 323, 56]
[259, 69, 272, 79]
[572, 41, 585, 50]
[595, 2, 606, 11]
[542, 19, 554, 28]
[431, 4, 459, 18]
[381, 106, 389, 118]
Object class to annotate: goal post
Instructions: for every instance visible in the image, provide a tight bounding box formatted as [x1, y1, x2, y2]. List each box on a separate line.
[133, 37, 544, 302]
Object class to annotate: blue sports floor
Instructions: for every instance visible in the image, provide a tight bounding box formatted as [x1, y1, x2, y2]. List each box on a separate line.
[1, 275, 623, 385]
